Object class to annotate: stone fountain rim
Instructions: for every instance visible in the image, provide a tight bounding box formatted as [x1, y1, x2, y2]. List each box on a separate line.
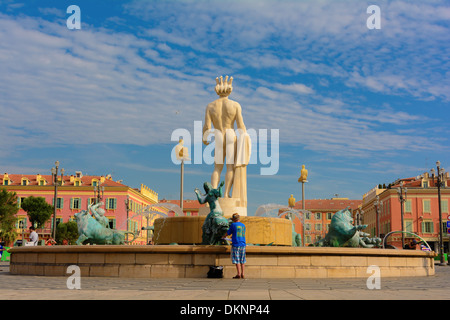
[8, 245, 436, 258]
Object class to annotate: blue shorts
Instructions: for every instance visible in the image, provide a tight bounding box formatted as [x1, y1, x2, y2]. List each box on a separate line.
[231, 246, 246, 264]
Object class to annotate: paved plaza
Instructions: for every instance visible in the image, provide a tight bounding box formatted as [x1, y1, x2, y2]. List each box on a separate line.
[0, 261, 449, 300]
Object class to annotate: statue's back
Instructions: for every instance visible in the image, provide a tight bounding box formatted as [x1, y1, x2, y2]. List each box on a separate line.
[207, 98, 240, 133]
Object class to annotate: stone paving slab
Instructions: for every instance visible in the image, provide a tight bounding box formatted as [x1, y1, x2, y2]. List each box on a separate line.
[0, 262, 449, 301]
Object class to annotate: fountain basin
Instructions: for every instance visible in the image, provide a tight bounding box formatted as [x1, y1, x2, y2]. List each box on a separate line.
[8, 245, 435, 278]
[153, 216, 292, 246]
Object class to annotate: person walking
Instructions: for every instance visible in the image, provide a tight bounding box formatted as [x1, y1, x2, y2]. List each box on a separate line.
[227, 213, 246, 279]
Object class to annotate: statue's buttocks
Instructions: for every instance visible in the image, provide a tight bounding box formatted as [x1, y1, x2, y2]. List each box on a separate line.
[202, 76, 250, 205]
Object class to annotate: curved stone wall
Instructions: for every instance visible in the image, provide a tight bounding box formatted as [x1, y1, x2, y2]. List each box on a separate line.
[8, 245, 435, 278]
[153, 216, 293, 246]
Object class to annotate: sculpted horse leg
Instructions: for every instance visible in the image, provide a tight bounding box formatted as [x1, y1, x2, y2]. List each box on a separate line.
[76, 234, 88, 245]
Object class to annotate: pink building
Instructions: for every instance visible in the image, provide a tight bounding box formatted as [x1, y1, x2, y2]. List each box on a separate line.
[158, 199, 205, 216]
[362, 172, 450, 251]
[1, 172, 160, 245]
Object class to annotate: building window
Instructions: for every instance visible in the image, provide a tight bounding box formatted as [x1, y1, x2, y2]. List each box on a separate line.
[422, 221, 434, 234]
[71, 198, 82, 210]
[405, 200, 412, 213]
[53, 197, 64, 209]
[305, 223, 311, 231]
[51, 217, 63, 228]
[106, 198, 117, 210]
[315, 223, 322, 231]
[15, 217, 27, 229]
[441, 222, 448, 235]
[305, 212, 311, 220]
[405, 219, 414, 233]
[108, 218, 116, 229]
[3, 179, 9, 185]
[385, 222, 391, 234]
[423, 200, 431, 213]
[441, 200, 448, 213]
[21, 178, 28, 186]
[327, 212, 333, 220]
[18, 197, 26, 208]
[305, 235, 311, 244]
[315, 212, 322, 220]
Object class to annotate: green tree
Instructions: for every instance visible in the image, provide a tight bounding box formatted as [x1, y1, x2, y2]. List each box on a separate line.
[55, 221, 79, 245]
[0, 189, 19, 245]
[21, 196, 53, 229]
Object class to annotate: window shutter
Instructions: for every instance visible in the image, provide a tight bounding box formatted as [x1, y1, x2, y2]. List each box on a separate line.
[442, 200, 448, 213]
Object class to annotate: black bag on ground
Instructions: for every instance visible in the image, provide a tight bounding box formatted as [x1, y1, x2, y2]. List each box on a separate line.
[207, 266, 223, 278]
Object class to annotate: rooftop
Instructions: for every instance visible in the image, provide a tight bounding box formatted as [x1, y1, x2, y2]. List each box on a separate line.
[1, 172, 125, 187]
[159, 199, 205, 210]
[294, 198, 362, 211]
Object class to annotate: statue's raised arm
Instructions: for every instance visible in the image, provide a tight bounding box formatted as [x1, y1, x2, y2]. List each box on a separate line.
[194, 187, 207, 204]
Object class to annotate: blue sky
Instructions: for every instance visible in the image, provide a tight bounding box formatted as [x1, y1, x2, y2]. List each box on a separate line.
[0, 0, 449, 215]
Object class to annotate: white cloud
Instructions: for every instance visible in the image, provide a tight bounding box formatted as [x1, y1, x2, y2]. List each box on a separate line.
[0, 0, 448, 161]
[274, 83, 315, 95]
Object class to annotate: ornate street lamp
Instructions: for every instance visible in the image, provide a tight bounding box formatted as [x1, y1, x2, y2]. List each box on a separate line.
[298, 164, 308, 210]
[358, 209, 364, 226]
[93, 184, 104, 204]
[124, 196, 131, 243]
[51, 161, 64, 239]
[397, 181, 407, 248]
[288, 194, 296, 208]
[431, 161, 446, 265]
[175, 139, 190, 213]
[374, 195, 383, 238]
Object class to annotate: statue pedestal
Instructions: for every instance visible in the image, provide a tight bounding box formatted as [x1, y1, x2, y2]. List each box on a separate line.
[198, 198, 247, 217]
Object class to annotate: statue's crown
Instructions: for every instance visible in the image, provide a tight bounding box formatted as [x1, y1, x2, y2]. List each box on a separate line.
[215, 75, 233, 97]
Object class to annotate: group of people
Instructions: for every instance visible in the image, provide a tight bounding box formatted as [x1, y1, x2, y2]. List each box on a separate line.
[17, 226, 56, 246]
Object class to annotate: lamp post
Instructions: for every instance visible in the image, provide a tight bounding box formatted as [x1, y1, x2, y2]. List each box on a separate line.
[125, 196, 130, 243]
[298, 164, 308, 210]
[51, 161, 64, 239]
[358, 209, 364, 226]
[432, 161, 446, 265]
[19, 220, 25, 246]
[397, 181, 407, 249]
[175, 139, 189, 214]
[374, 195, 383, 238]
[94, 184, 104, 204]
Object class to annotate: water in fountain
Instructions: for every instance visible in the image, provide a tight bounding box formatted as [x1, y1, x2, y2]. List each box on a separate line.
[254, 204, 310, 246]
[117, 203, 181, 244]
[254, 203, 307, 224]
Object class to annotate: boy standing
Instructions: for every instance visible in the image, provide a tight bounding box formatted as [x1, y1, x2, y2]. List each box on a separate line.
[227, 213, 246, 279]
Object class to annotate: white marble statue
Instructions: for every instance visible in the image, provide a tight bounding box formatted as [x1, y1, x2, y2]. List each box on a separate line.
[202, 76, 251, 208]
